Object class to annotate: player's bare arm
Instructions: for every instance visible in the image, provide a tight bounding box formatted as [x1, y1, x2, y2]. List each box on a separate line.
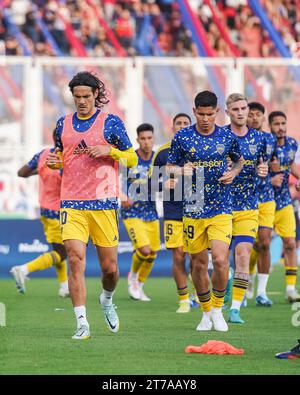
[271, 173, 284, 187]
[291, 162, 300, 191]
[88, 145, 111, 158]
[17, 165, 38, 178]
[166, 162, 195, 177]
[218, 156, 244, 184]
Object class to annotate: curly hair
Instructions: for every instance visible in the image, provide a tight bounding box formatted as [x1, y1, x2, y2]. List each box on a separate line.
[68, 71, 109, 108]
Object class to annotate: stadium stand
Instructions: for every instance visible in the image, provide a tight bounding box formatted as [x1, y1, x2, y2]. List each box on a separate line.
[1, 0, 300, 58]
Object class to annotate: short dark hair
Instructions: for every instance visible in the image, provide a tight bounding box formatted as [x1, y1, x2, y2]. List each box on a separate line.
[68, 71, 109, 108]
[137, 123, 154, 135]
[172, 113, 192, 124]
[268, 111, 286, 124]
[248, 102, 265, 114]
[194, 91, 217, 108]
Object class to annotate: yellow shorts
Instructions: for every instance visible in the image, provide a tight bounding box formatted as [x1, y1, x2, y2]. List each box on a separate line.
[183, 214, 232, 254]
[258, 201, 276, 229]
[164, 220, 183, 249]
[40, 216, 63, 244]
[60, 209, 119, 247]
[274, 205, 296, 238]
[123, 218, 160, 251]
[232, 210, 258, 239]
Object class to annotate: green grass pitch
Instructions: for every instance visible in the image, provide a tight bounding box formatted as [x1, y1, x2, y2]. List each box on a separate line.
[0, 264, 300, 375]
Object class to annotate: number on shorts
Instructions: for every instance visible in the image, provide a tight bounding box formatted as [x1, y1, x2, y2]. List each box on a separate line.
[129, 228, 137, 243]
[166, 223, 173, 235]
[61, 211, 68, 225]
[187, 225, 194, 239]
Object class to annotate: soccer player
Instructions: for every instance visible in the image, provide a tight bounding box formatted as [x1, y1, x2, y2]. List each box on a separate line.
[225, 93, 268, 324]
[167, 90, 244, 332]
[269, 111, 300, 302]
[46, 71, 138, 340]
[10, 131, 69, 298]
[246, 102, 277, 306]
[151, 113, 192, 313]
[122, 123, 160, 302]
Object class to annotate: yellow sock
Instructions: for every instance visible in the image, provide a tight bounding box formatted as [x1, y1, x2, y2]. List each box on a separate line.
[197, 290, 212, 312]
[212, 288, 226, 309]
[55, 259, 68, 283]
[138, 253, 156, 283]
[249, 248, 258, 275]
[27, 251, 60, 273]
[232, 277, 248, 302]
[131, 250, 145, 274]
[285, 266, 298, 286]
[177, 286, 189, 302]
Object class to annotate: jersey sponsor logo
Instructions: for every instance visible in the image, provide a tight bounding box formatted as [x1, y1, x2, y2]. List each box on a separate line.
[192, 159, 222, 168]
[216, 144, 225, 155]
[249, 144, 257, 155]
[73, 139, 89, 155]
[243, 159, 255, 166]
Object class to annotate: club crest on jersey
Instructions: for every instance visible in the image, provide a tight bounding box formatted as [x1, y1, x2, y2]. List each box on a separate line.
[216, 144, 225, 155]
[288, 150, 295, 160]
[266, 144, 272, 155]
[249, 144, 257, 155]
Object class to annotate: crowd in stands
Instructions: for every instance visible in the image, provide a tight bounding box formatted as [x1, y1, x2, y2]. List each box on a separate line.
[1, 0, 300, 58]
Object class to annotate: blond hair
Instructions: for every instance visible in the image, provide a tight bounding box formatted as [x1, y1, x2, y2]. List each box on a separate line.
[226, 93, 248, 108]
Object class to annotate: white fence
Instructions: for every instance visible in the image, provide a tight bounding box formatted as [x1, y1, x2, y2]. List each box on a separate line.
[1, 56, 300, 218]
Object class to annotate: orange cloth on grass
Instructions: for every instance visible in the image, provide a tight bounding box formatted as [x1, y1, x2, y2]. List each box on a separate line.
[185, 340, 244, 355]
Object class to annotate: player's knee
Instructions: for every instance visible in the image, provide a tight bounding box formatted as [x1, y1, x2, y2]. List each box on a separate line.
[191, 257, 207, 272]
[260, 239, 271, 252]
[138, 246, 151, 257]
[68, 251, 85, 273]
[102, 265, 118, 278]
[236, 244, 252, 259]
[101, 258, 118, 276]
[283, 238, 296, 252]
[173, 247, 185, 262]
[211, 254, 226, 271]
